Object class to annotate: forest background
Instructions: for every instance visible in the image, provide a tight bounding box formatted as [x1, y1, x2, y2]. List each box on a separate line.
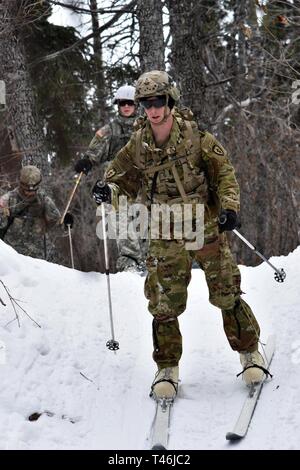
[0, 0, 299, 272]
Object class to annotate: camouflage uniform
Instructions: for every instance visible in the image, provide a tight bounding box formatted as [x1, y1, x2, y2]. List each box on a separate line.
[0, 187, 60, 259]
[104, 108, 261, 369]
[86, 115, 137, 176]
[86, 114, 148, 271]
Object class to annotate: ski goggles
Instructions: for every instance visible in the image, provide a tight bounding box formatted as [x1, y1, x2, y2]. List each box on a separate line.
[140, 96, 167, 109]
[118, 100, 135, 107]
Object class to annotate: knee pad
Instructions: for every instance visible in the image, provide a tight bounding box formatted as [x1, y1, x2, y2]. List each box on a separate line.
[210, 293, 236, 311]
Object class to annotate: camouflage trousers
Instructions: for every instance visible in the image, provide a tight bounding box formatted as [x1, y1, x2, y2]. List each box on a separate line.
[117, 236, 148, 271]
[115, 207, 149, 271]
[145, 227, 260, 369]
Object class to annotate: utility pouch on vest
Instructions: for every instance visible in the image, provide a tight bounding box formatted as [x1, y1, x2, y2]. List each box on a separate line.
[134, 110, 209, 207]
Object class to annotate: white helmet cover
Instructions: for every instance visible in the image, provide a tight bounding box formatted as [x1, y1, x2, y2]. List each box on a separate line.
[113, 85, 135, 103]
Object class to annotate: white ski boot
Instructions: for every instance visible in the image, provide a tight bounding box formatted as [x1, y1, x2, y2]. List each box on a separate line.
[239, 350, 266, 385]
[151, 366, 179, 400]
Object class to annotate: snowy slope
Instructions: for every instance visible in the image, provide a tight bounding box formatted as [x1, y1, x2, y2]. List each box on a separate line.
[0, 240, 299, 450]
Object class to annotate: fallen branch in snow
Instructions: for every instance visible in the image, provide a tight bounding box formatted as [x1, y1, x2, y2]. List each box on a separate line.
[0, 280, 6, 306]
[80, 371, 100, 390]
[0, 280, 41, 328]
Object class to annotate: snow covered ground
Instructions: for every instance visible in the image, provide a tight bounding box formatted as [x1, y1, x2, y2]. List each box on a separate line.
[0, 240, 299, 450]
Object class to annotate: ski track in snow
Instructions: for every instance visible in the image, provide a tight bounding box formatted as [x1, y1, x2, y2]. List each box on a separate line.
[0, 240, 299, 450]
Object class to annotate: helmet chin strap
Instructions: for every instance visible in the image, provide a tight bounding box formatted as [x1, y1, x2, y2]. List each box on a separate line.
[153, 94, 171, 125]
[163, 94, 170, 122]
[18, 187, 37, 201]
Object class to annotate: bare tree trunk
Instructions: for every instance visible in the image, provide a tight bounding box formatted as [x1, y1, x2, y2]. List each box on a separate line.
[166, 0, 215, 126]
[89, 0, 108, 126]
[220, 1, 300, 264]
[0, 0, 49, 175]
[137, 0, 165, 72]
[166, 0, 299, 265]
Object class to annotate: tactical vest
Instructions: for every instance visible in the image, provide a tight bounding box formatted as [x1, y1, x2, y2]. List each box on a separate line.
[132, 108, 209, 207]
[108, 115, 136, 161]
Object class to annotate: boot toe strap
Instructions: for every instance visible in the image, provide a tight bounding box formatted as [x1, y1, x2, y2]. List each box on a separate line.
[237, 364, 273, 379]
[150, 379, 178, 397]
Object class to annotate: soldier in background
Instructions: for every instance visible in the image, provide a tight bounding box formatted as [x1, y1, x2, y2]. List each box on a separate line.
[74, 85, 148, 272]
[0, 165, 61, 259]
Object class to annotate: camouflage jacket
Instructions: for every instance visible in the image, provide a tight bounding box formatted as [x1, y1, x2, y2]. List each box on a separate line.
[104, 110, 240, 218]
[86, 114, 137, 173]
[0, 187, 60, 258]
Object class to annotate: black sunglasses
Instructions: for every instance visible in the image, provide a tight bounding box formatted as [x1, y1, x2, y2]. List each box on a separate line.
[118, 100, 135, 107]
[140, 96, 167, 109]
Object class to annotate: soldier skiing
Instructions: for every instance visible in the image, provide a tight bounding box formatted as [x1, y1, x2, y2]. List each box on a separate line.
[92, 70, 269, 400]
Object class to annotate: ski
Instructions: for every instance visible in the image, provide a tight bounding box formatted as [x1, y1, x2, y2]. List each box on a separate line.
[226, 335, 276, 441]
[150, 398, 173, 450]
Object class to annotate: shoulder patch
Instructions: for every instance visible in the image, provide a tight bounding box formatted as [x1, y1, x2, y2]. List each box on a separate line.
[0, 195, 9, 210]
[0, 200, 10, 217]
[105, 168, 116, 179]
[96, 125, 110, 139]
[212, 144, 224, 156]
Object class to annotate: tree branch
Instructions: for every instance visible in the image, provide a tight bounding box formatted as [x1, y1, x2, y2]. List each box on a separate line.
[0, 280, 41, 328]
[48, 0, 136, 15]
[205, 76, 236, 88]
[0, 294, 6, 306]
[29, 0, 138, 66]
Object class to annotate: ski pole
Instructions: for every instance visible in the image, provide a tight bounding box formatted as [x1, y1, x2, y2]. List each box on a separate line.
[67, 224, 74, 269]
[63, 213, 75, 269]
[100, 200, 119, 351]
[43, 234, 47, 260]
[60, 172, 83, 225]
[232, 229, 286, 282]
[219, 213, 286, 283]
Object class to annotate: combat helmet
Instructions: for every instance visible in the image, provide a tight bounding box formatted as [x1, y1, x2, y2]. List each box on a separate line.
[134, 70, 180, 103]
[20, 165, 42, 191]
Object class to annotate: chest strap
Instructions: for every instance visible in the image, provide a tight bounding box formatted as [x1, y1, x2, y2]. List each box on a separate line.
[135, 117, 203, 205]
[171, 164, 189, 203]
[143, 154, 189, 175]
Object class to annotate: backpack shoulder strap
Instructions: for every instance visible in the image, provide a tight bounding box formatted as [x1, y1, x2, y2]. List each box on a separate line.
[134, 126, 145, 168]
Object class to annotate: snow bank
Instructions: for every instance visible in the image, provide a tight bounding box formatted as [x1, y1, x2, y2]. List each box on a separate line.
[0, 240, 299, 449]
